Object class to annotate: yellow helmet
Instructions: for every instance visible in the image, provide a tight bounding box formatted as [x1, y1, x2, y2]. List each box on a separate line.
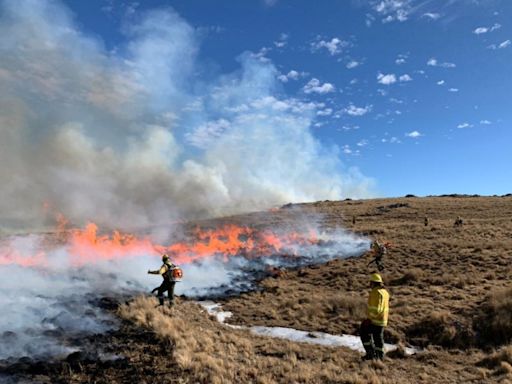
[162, 254, 169, 262]
[370, 273, 383, 284]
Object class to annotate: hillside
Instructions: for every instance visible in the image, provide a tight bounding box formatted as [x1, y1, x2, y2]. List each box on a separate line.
[3, 195, 512, 383]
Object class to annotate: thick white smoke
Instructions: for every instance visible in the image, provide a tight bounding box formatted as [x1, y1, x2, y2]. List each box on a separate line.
[0, 0, 375, 364]
[0, 227, 369, 360]
[0, 0, 374, 231]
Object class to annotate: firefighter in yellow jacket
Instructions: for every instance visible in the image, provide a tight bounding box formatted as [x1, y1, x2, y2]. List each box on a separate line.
[360, 273, 390, 360]
[148, 254, 177, 307]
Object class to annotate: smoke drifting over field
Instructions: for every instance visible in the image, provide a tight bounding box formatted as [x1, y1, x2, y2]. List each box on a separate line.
[0, 0, 373, 363]
[0, 0, 373, 231]
[0, 226, 369, 360]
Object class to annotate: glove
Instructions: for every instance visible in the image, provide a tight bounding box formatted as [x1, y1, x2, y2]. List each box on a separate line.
[361, 319, 371, 328]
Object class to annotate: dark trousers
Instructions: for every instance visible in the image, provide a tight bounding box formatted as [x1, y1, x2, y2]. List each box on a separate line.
[360, 320, 385, 358]
[156, 280, 175, 306]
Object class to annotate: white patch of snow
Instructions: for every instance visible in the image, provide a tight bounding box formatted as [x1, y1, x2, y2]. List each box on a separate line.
[197, 301, 419, 355]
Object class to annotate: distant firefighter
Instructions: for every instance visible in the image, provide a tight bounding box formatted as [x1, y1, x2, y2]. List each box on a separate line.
[424, 216, 429, 226]
[454, 216, 464, 227]
[360, 273, 390, 360]
[367, 241, 388, 272]
[148, 254, 183, 308]
[352, 215, 357, 225]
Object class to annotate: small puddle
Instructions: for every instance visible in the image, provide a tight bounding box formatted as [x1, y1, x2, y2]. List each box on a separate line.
[198, 301, 418, 355]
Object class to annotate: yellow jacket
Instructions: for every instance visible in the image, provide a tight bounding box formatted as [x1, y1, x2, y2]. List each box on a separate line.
[367, 287, 390, 327]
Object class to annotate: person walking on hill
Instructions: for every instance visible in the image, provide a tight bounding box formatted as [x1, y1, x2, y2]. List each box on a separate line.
[360, 273, 390, 360]
[367, 240, 387, 271]
[454, 216, 463, 227]
[148, 254, 179, 308]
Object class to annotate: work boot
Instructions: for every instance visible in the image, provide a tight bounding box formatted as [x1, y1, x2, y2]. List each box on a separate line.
[374, 350, 384, 360]
[362, 349, 374, 361]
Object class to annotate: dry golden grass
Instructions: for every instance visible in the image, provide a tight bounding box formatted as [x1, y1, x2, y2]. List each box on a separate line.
[475, 287, 512, 346]
[118, 295, 497, 383]
[112, 195, 512, 383]
[118, 296, 395, 384]
[224, 196, 512, 350]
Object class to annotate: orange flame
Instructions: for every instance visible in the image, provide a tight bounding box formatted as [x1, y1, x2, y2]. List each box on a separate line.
[0, 218, 321, 268]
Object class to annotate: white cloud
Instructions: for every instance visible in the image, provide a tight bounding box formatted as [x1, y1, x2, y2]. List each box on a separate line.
[422, 12, 441, 20]
[317, 108, 333, 116]
[303, 78, 335, 94]
[457, 122, 473, 129]
[273, 33, 288, 48]
[346, 60, 360, 69]
[250, 46, 271, 62]
[437, 80, 445, 85]
[377, 72, 397, 85]
[382, 136, 401, 143]
[405, 130, 422, 138]
[395, 58, 406, 65]
[427, 58, 456, 68]
[311, 37, 348, 55]
[343, 104, 372, 116]
[357, 139, 368, 147]
[473, 23, 501, 35]
[339, 124, 360, 131]
[372, 0, 411, 23]
[349, 78, 358, 85]
[399, 74, 412, 82]
[480, 120, 492, 125]
[474, 27, 488, 34]
[366, 13, 376, 27]
[342, 145, 352, 154]
[277, 69, 303, 82]
[487, 39, 510, 50]
[498, 40, 511, 49]
[448, 88, 459, 92]
[287, 70, 300, 79]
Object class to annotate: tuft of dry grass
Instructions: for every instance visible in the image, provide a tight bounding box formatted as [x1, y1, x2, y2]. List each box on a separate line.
[474, 288, 512, 346]
[406, 310, 475, 348]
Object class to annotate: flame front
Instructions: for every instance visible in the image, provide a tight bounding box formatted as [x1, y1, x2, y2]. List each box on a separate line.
[0, 220, 321, 268]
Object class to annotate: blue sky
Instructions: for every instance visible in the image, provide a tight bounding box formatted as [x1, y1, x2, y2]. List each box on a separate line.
[59, 0, 511, 197]
[1, 0, 511, 229]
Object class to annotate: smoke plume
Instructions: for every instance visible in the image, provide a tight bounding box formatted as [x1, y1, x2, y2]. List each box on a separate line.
[0, 0, 374, 231]
[0, 0, 374, 363]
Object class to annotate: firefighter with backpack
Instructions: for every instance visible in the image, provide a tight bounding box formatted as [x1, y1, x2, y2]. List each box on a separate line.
[148, 254, 183, 307]
[367, 240, 390, 272]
